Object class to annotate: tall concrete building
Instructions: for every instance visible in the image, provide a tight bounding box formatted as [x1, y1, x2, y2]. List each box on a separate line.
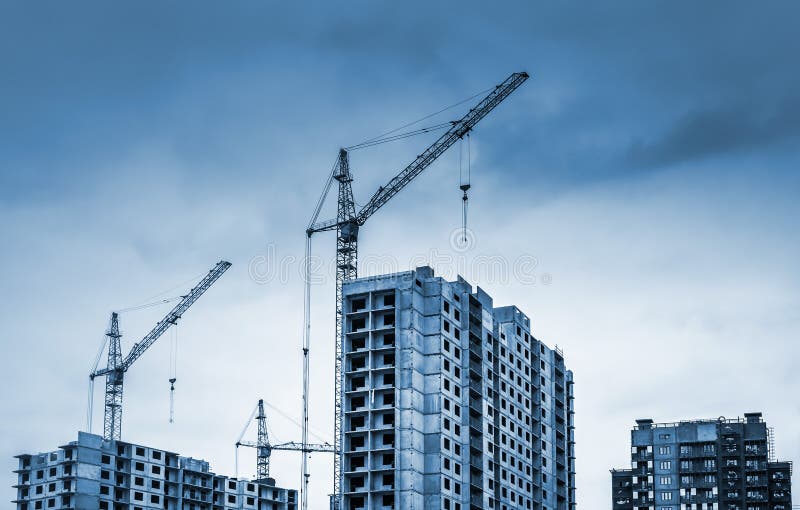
[339, 266, 575, 510]
[13, 431, 297, 510]
[610, 413, 793, 510]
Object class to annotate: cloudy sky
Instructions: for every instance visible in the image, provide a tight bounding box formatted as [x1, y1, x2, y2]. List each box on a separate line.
[1, 2, 798, 507]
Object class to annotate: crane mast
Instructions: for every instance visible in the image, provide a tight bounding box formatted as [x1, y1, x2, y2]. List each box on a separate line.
[256, 399, 270, 481]
[90, 260, 232, 441]
[305, 71, 529, 510]
[104, 312, 123, 442]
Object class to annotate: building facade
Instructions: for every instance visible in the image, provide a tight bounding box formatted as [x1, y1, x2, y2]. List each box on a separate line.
[339, 266, 575, 510]
[610, 413, 793, 510]
[13, 431, 297, 510]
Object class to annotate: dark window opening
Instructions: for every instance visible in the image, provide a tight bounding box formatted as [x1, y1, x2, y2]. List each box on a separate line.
[350, 317, 366, 332]
[350, 396, 365, 410]
[350, 416, 365, 430]
[351, 298, 367, 312]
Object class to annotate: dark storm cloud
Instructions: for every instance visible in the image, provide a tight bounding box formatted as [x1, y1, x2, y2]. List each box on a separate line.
[626, 95, 800, 169]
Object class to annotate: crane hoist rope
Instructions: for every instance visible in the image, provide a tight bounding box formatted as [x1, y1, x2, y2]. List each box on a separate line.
[458, 134, 472, 246]
[168, 325, 178, 424]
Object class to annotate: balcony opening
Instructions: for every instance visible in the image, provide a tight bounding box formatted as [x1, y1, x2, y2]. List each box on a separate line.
[350, 435, 365, 450]
[350, 396, 365, 411]
[349, 337, 366, 352]
[350, 317, 366, 332]
[351, 298, 367, 312]
[351, 376, 365, 391]
[350, 476, 365, 491]
[350, 356, 366, 371]
[350, 416, 365, 430]
[350, 456, 365, 471]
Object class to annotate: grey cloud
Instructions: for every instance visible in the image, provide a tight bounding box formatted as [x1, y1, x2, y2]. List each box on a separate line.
[626, 96, 800, 169]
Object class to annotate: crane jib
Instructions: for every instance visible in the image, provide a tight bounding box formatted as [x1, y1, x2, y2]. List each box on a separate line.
[355, 71, 528, 224]
[121, 260, 231, 368]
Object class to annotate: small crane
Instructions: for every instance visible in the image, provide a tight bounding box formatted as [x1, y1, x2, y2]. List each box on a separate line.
[304, 71, 529, 510]
[235, 399, 336, 481]
[89, 260, 232, 441]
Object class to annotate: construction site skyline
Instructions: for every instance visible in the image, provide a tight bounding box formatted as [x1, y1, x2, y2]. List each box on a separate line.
[2, 2, 799, 509]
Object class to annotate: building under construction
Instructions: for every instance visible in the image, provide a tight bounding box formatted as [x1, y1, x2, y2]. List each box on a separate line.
[339, 267, 576, 510]
[13, 431, 297, 510]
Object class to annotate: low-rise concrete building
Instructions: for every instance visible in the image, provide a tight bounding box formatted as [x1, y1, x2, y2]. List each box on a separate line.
[13, 431, 297, 510]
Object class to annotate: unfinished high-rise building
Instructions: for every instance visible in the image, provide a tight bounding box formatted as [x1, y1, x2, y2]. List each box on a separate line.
[338, 266, 575, 510]
[13, 431, 298, 510]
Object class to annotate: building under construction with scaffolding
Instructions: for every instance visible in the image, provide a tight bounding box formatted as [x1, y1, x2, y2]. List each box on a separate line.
[339, 267, 576, 510]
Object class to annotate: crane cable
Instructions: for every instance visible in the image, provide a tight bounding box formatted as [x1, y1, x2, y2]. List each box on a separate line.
[115, 296, 181, 314]
[86, 334, 109, 433]
[168, 325, 178, 423]
[346, 122, 452, 151]
[459, 134, 472, 245]
[345, 84, 494, 150]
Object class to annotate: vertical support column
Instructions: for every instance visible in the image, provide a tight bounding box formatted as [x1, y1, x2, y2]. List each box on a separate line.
[466, 295, 484, 510]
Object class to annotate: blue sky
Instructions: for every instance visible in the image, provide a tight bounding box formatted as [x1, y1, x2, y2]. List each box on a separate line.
[1, 2, 798, 507]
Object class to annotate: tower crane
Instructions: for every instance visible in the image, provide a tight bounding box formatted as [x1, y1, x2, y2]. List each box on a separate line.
[89, 260, 232, 441]
[235, 399, 336, 481]
[303, 71, 529, 510]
